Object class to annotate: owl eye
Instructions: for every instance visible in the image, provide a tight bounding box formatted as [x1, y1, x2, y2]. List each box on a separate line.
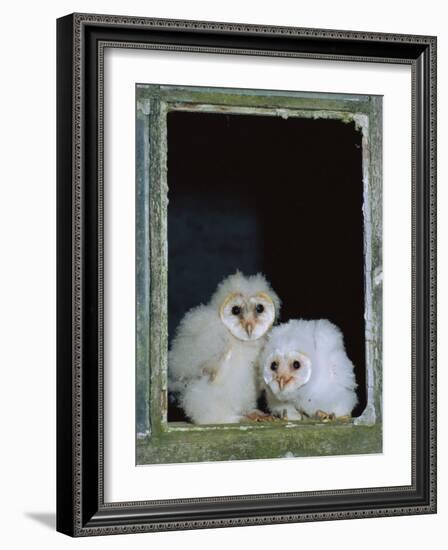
[270, 362, 278, 371]
[255, 303, 264, 314]
[231, 305, 241, 316]
[292, 361, 301, 370]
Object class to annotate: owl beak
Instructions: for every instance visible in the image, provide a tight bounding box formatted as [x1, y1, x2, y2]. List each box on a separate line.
[278, 376, 292, 390]
[245, 322, 254, 338]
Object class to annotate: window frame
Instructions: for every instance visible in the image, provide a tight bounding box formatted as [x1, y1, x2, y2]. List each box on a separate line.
[136, 83, 383, 464]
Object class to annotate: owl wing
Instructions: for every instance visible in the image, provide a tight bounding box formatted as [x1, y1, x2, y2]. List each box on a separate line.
[168, 305, 229, 392]
[298, 320, 357, 416]
[314, 319, 357, 390]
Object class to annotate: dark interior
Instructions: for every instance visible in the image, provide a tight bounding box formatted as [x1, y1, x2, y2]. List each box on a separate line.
[166, 109, 366, 419]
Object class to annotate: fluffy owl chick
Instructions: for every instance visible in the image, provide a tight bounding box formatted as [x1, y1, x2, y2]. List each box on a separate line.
[260, 319, 358, 420]
[169, 272, 280, 424]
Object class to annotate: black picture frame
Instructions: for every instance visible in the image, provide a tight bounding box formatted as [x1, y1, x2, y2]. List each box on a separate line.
[57, 13, 437, 536]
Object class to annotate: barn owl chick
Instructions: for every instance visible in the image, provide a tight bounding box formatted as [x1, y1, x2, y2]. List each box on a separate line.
[260, 319, 358, 420]
[169, 272, 280, 424]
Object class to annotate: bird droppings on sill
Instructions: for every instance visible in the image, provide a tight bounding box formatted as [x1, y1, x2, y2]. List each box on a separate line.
[276, 108, 289, 119]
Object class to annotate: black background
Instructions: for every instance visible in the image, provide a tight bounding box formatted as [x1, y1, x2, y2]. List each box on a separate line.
[167, 110, 366, 417]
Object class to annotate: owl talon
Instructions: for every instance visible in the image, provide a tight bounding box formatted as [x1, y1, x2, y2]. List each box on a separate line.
[315, 410, 335, 422]
[245, 410, 277, 422]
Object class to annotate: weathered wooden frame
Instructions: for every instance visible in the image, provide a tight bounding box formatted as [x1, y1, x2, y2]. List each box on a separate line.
[57, 13, 436, 536]
[136, 84, 383, 464]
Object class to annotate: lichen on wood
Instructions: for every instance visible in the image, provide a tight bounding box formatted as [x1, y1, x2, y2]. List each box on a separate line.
[137, 422, 382, 464]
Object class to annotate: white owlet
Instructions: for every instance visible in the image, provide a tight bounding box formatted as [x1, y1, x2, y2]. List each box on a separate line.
[260, 319, 358, 420]
[168, 271, 281, 424]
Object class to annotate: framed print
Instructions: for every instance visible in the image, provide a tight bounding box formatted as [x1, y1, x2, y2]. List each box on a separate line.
[56, 13, 437, 536]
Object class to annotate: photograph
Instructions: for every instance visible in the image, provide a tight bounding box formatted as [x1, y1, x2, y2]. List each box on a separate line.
[135, 84, 383, 464]
[54, 10, 436, 536]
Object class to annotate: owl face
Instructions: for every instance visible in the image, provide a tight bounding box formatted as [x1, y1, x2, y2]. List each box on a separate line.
[220, 291, 276, 342]
[263, 349, 312, 395]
